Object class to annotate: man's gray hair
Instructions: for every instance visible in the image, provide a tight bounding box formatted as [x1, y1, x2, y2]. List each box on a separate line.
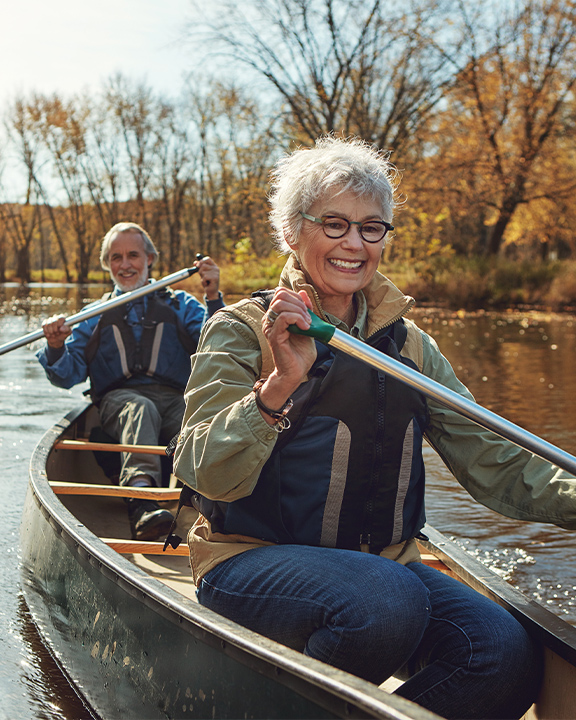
[269, 135, 398, 254]
[100, 222, 159, 271]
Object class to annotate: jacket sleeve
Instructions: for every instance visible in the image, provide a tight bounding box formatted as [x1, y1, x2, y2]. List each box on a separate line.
[205, 292, 225, 317]
[420, 329, 576, 530]
[173, 312, 279, 501]
[36, 318, 95, 389]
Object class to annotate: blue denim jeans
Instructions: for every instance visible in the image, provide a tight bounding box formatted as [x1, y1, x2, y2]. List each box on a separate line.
[198, 545, 542, 719]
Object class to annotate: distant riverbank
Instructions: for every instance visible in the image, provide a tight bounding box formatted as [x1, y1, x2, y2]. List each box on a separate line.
[4, 256, 576, 313]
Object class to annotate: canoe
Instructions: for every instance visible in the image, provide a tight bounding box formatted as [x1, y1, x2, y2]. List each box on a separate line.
[20, 402, 576, 720]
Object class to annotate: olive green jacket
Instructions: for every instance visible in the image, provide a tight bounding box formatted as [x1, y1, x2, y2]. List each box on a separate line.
[173, 255, 576, 583]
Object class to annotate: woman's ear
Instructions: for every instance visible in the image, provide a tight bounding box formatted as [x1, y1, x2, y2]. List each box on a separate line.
[284, 226, 297, 250]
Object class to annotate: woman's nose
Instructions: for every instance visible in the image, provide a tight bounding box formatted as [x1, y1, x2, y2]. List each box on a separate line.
[342, 224, 364, 248]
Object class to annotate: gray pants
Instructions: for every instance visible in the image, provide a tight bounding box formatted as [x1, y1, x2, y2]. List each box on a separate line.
[98, 384, 185, 487]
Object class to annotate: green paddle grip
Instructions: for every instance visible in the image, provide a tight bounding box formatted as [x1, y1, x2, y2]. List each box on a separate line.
[288, 310, 335, 343]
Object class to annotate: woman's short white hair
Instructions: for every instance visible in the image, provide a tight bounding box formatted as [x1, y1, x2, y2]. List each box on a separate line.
[100, 222, 159, 271]
[269, 135, 398, 254]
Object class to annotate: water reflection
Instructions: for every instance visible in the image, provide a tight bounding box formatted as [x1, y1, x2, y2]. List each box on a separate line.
[415, 309, 576, 454]
[17, 596, 95, 720]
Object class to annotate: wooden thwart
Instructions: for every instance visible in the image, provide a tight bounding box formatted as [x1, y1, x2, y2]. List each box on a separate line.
[419, 553, 450, 572]
[49, 481, 181, 500]
[102, 538, 189, 556]
[98, 534, 448, 568]
[54, 439, 167, 455]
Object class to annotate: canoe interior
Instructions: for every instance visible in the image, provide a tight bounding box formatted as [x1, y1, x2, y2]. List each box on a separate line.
[45, 405, 196, 599]
[20, 403, 576, 720]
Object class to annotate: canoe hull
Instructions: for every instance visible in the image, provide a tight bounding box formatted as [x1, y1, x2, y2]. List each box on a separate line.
[20, 404, 435, 720]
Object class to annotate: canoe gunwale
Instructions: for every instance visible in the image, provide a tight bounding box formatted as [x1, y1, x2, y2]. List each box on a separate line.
[420, 527, 576, 666]
[23, 402, 439, 720]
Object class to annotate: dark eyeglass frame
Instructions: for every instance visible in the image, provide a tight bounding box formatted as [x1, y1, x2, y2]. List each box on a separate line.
[300, 211, 394, 243]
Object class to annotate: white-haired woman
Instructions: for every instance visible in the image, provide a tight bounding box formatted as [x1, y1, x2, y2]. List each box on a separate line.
[171, 136, 572, 719]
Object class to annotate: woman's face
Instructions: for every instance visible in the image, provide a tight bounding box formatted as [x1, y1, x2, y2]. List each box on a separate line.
[288, 188, 387, 315]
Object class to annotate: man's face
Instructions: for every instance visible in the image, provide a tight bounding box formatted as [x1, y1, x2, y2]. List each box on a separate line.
[108, 231, 154, 292]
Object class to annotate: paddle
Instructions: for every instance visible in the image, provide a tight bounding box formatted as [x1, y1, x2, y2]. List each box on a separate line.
[0, 258, 204, 356]
[290, 311, 576, 476]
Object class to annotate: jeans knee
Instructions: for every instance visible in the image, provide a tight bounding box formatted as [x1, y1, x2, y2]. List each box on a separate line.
[314, 563, 430, 684]
[337, 561, 430, 650]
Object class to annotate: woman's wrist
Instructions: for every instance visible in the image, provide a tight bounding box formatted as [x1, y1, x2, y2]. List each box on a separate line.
[253, 378, 294, 432]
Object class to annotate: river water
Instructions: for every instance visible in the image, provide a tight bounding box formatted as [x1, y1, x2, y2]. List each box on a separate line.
[1, 285, 575, 720]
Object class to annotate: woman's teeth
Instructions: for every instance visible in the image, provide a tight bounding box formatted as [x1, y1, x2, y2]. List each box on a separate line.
[329, 259, 362, 269]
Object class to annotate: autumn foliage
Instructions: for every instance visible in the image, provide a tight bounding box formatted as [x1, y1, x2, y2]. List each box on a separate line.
[1, 0, 576, 308]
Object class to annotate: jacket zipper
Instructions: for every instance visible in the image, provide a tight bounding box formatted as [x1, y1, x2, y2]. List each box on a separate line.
[360, 371, 386, 550]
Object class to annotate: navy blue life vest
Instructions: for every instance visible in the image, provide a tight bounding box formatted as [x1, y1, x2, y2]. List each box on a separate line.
[184, 319, 429, 555]
[84, 289, 198, 401]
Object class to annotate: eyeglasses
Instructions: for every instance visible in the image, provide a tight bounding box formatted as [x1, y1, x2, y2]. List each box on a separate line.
[300, 212, 393, 243]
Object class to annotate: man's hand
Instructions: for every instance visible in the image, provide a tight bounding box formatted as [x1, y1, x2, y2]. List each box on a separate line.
[195, 256, 221, 301]
[42, 315, 72, 349]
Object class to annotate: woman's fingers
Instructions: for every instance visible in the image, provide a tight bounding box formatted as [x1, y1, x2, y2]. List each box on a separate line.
[261, 289, 317, 387]
[264, 288, 312, 331]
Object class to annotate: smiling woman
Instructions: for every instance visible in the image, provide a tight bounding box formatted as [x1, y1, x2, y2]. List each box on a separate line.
[168, 135, 576, 720]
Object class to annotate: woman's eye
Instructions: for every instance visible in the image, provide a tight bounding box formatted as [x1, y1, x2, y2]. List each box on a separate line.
[324, 219, 347, 231]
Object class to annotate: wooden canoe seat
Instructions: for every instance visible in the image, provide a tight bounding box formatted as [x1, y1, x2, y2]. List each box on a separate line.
[49, 481, 181, 500]
[101, 538, 190, 555]
[54, 439, 167, 455]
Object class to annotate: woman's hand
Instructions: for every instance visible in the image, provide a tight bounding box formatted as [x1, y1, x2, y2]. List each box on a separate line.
[42, 315, 72, 349]
[257, 288, 317, 423]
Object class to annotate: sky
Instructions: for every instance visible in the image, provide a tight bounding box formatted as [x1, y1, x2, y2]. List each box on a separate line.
[0, 0, 197, 106]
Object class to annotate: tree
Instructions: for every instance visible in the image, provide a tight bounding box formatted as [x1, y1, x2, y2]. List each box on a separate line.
[105, 75, 158, 228]
[1, 98, 45, 282]
[183, 80, 278, 259]
[29, 94, 103, 282]
[436, 0, 576, 256]
[186, 0, 461, 156]
[148, 99, 196, 272]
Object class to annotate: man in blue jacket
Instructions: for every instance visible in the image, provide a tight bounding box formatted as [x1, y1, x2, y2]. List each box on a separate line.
[37, 222, 224, 541]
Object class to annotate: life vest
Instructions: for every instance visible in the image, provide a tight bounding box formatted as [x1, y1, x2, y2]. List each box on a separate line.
[84, 288, 198, 401]
[168, 300, 429, 556]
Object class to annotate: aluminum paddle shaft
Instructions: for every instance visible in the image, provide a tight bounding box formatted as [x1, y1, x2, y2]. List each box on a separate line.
[290, 312, 576, 476]
[0, 265, 200, 356]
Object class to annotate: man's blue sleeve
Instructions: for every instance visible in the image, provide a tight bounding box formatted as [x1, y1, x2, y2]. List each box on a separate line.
[205, 292, 225, 318]
[177, 291, 224, 344]
[36, 317, 96, 389]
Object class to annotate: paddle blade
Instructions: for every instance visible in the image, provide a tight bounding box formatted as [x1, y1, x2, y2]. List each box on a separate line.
[288, 310, 335, 344]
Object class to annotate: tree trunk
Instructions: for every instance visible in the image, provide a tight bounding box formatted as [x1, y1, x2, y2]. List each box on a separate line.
[16, 245, 31, 284]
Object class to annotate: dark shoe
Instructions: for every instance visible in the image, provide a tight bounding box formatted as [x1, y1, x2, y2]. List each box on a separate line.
[127, 499, 175, 541]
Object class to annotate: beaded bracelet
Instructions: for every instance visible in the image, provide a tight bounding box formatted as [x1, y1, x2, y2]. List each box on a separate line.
[253, 379, 293, 432]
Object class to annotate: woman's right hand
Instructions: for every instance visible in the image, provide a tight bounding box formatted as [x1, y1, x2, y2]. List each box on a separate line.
[42, 315, 72, 349]
[256, 288, 317, 423]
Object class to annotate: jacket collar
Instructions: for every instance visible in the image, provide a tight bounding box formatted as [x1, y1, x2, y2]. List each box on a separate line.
[278, 253, 415, 338]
